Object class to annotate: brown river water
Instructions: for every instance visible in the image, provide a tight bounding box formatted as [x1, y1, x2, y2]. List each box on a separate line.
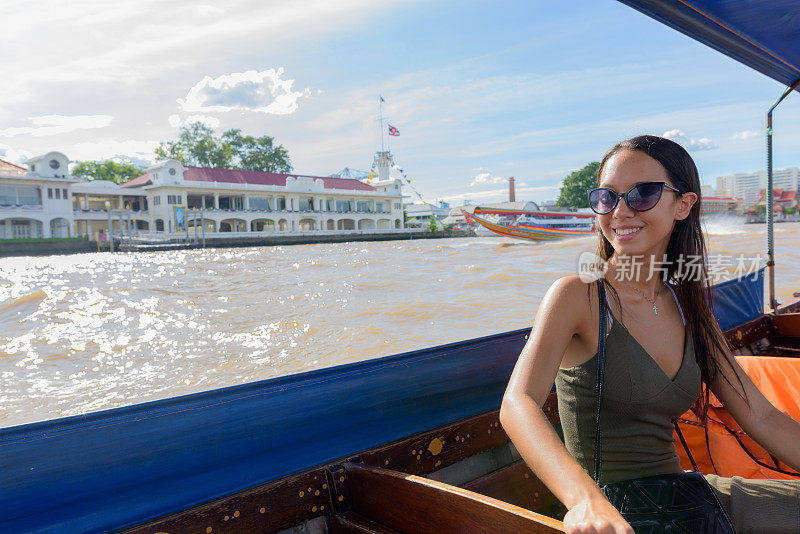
[1, 219, 799, 429]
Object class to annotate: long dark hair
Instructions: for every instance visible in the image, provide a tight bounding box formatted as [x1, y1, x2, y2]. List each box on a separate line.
[590, 134, 745, 422]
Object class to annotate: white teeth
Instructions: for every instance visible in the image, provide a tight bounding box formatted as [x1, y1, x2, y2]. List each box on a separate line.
[616, 227, 641, 236]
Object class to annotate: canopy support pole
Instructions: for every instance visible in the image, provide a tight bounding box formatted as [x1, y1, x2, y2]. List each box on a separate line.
[765, 78, 800, 311]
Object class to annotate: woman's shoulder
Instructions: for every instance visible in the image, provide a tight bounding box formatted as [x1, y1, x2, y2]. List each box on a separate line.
[540, 275, 596, 327]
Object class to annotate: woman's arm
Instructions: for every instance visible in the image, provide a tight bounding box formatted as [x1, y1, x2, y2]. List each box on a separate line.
[710, 346, 800, 473]
[499, 277, 632, 534]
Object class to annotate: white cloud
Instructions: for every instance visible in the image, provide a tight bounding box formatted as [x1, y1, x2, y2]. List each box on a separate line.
[0, 143, 34, 165]
[662, 129, 718, 151]
[730, 130, 758, 140]
[0, 115, 113, 138]
[469, 168, 507, 187]
[441, 183, 560, 203]
[168, 114, 220, 129]
[177, 68, 312, 115]
[65, 139, 159, 164]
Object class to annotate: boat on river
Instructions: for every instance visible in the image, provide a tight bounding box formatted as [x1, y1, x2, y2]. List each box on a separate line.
[463, 207, 595, 241]
[1, 2, 799, 533]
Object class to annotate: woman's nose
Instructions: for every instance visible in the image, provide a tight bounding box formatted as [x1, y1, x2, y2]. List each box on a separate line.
[612, 195, 636, 217]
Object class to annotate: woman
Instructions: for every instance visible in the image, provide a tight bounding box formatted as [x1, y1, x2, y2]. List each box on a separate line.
[499, 135, 800, 533]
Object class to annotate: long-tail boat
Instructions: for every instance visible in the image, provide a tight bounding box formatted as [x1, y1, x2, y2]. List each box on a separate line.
[1, 2, 799, 532]
[462, 208, 595, 241]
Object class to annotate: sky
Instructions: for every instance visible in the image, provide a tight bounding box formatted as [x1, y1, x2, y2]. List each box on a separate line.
[1, 0, 798, 205]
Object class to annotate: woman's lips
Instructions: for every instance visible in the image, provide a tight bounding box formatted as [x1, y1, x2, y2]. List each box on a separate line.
[613, 226, 642, 240]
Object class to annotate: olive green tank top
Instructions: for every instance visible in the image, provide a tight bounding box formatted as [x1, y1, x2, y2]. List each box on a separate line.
[555, 282, 701, 485]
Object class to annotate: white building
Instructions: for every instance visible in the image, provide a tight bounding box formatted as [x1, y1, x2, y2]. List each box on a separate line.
[715, 168, 799, 207]
[117, 160, 405, 235]
[0, 152, 78, 239]
[0, 151, 406, 241]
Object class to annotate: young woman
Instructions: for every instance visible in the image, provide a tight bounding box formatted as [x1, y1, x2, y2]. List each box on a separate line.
[499, 135, 800, 533]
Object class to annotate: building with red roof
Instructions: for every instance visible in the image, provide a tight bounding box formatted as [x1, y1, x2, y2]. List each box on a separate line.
[116, 160, 404, 234]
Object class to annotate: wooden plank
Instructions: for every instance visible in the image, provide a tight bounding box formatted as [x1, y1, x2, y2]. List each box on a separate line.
[357, 393, 559, 476]
[342, 462, 565, 534]
[328, 513, 400, 534]
[462, 459, 565, 519]
[725, 315, 773, 350]
[124, 468, 331, 534]
[770, 312, 800, 340]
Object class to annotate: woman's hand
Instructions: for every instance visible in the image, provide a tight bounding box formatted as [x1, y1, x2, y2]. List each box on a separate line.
[563, 495, 634, 534]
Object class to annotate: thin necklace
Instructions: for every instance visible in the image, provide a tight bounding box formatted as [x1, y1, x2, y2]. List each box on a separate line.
[619, 279, 662, 315]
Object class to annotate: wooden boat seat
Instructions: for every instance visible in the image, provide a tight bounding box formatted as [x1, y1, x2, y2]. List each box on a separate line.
[332, 461, 564, 533]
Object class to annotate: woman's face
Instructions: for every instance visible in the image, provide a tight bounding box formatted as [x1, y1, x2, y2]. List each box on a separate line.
[597, 149, 695, 259]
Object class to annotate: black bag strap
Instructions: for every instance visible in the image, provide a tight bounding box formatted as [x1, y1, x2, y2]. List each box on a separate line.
[594, 279, 607, 484]
[673, 420, 699, 471]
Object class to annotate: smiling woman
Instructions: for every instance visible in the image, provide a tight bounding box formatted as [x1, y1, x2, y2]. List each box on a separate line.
[501, 135, 800, 534]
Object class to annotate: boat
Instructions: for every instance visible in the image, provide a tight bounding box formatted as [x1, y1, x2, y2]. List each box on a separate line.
[462, 208, 595, 241]
[1, 2, 799, 533]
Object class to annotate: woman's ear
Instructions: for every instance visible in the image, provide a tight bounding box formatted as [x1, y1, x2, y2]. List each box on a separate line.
[675, 192, 697, 220]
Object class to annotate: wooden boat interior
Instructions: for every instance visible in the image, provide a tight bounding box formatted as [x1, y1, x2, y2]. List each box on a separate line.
[127, 307, 800, 534]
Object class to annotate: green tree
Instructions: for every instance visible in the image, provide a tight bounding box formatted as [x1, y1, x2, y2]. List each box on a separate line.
[72, 160, 144, 184]
[222, 129, 292, 173]
[155, 122, 292, 172]
[428, 215, 438, 232]
[753, 204, 766, 216]
[556, 162, 600, 209]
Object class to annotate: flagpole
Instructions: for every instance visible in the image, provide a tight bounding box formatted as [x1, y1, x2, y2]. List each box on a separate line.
[379, 95, 385, 152]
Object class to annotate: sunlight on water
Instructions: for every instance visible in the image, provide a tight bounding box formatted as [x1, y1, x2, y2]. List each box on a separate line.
[1, 221, 799, 427]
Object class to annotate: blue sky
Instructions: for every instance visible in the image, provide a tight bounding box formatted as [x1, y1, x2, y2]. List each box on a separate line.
[1, 0, 798, 205]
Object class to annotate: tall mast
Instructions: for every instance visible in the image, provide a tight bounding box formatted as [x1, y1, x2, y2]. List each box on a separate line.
[379, 95, 385, 152]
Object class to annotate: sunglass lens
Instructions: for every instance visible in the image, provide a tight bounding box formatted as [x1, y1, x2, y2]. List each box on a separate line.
[590, 189, 617, 214]
[628, 182, 663, 211]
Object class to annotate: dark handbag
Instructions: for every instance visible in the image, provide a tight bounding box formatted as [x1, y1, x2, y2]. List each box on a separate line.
[592, 280, 735, 533]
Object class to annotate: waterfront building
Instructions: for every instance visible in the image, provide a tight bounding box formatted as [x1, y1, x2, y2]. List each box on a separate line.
[1, 151, 406, 241]
[700, 196, 744, 216]
[405, 201, 451, 228]
[0, 152, 78, 239]
[119, 160, 405, 235]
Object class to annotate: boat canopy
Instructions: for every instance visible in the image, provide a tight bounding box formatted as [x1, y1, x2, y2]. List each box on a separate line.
[617, 1, 800, 89]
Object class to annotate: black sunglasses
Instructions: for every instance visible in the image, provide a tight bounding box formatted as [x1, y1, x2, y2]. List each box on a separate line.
[587, 181, 683, 215]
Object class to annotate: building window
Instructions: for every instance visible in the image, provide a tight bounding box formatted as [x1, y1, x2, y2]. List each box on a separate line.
[356, 201, 369, 212]
[167, 194, 183, 205]
[153, 196, 160, 206]
[232, 196, 244, 210]
[55, 188, 61, 199]
[276, 197, 286, 210]
[326, 199, 334, 211]
[0, 185, 41, 206]
[48, 188, 53, 199]
[62, 188, 68, 199]
[31, 164, 36, 172]
[376, 202, 384, 212]
[298, 197, 314, 211]
[249, 197, 271, 211]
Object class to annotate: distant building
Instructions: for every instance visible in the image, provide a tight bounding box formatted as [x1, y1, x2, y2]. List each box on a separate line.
[701, 196, 744, 216]
[715, 167, 799, 207]
[404, 201, 451, 227]
[0, 152, 78, 239]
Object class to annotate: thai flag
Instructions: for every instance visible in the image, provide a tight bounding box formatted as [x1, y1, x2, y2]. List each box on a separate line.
[388, 124, 400, 136]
